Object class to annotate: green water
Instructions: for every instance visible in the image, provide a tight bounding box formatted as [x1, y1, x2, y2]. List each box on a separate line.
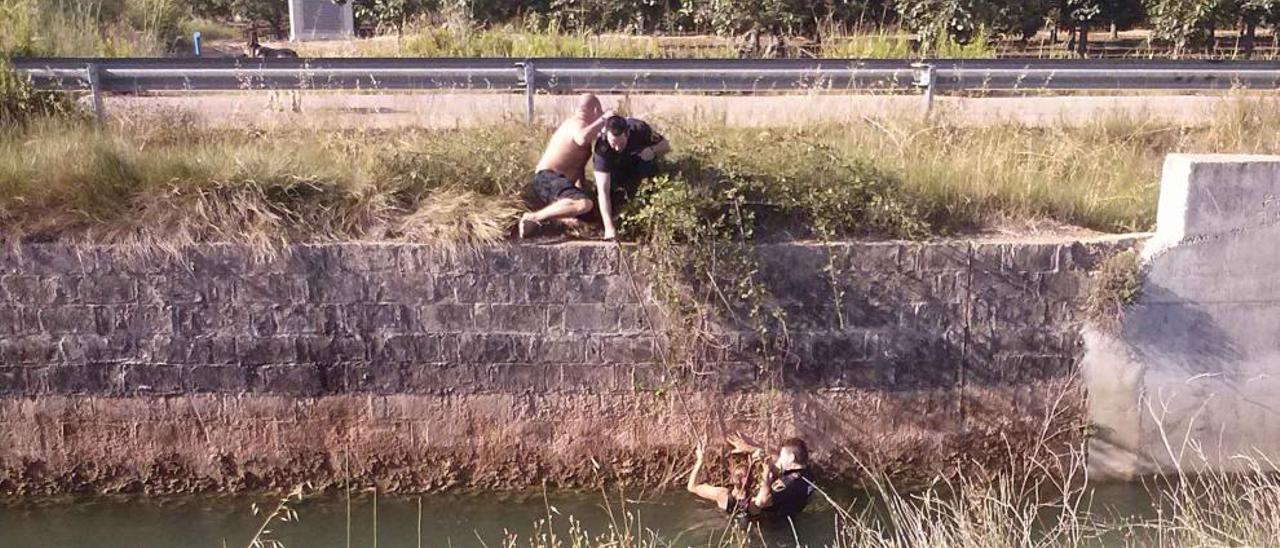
[0, 484, 1161, 548]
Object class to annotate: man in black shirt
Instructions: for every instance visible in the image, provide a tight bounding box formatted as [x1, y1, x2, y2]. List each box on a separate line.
[592, 115, 671, 240]
[728, 434, 814, 519]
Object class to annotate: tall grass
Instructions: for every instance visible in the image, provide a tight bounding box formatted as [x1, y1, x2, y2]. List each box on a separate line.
[11, 95, 1280, 246]
[0, 0, 190, 57]
[818, 27, 997, 59]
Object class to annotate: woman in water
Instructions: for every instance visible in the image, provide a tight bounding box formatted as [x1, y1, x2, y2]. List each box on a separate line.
[686, 442, 759, 518]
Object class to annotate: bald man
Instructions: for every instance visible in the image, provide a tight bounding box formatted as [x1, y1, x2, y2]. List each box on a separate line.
[519, 94, 613, 238]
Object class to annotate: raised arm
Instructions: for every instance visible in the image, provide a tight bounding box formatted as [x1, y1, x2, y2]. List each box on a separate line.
[574, 110, 614, 147]
[687, 444, 732, 507]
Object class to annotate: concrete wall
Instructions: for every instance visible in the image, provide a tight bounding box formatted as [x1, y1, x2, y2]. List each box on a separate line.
[1086, 154, 1280, 479]
[0, 239, 1133, 495]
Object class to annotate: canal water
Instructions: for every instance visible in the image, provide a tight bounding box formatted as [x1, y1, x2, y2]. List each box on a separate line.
[0, 483, 1165, 548]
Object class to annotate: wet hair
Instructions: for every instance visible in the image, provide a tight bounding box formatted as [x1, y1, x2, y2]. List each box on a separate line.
[780, 438, 809, 466]
[605, 115, 628, 136]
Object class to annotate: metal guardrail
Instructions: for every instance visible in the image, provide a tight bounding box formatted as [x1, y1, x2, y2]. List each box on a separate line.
[13, 57, 1280, 121]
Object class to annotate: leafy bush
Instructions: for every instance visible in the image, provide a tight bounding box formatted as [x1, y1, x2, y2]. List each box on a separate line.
[0, 60, 78, 128]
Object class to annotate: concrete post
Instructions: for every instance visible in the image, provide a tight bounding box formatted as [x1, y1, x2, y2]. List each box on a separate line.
[86, 63, 105, 124]
[523, 59, 536, 124]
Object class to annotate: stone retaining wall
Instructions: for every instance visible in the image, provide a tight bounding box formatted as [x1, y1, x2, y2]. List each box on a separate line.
[0, 239, 1137, 495]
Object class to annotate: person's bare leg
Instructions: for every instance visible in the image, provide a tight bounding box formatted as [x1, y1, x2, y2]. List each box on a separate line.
[520, 198, 592, 238]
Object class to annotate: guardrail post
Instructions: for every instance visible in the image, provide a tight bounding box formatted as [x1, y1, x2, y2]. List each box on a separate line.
[911, 62, 935, 118]
[522, 59, 536, 124]
[86, 63, 105, 124]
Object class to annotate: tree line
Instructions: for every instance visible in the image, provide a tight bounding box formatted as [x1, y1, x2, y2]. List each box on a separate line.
[194, 0, 1280, 56]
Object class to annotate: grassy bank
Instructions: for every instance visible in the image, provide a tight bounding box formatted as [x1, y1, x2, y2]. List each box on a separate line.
[12, 81, 1280, 247]
[10, 99, 1280, 247]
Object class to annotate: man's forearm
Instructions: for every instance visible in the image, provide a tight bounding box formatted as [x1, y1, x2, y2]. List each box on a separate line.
[595, 172, 616, 237]
[649, 139, 671, 158]
[574, 116, 609, 146]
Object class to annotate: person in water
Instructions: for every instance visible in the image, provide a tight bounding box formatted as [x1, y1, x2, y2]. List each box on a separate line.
[726, 433, 814, 519]
[686, 442, 757, 517]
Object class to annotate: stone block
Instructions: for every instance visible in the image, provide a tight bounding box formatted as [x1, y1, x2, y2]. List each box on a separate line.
[148, 335, 239, 365]
[187, 244, 250, 275]
[121, 363, 183, 394]
[530, 337, 587, 363]
[253, 365, 324, 395]
[402, 363, 477, 394]
[37, 363, 119, 394]
[328, 244, 402, 273]
[184, 364, 249, 392]
[0, 367, 30, 395]
[15, 245, 94, 275]
[558, 364, 617, 392]
[418, 304, 474, 332]
[78, 275, 138, 304]
[487, 364, 555, 392]
[593, 336, 656, 364]
[562, 275, 611, 304]
[2, 275, 77, 305]
[283, 245, 334, 274]
[450, 273, 515, 303]
[474, 304, 545, 333]
[170, 304, 248, 336]
[296, 335, 368, 364]
[844, 243, 903, 272]
[307, 272, 368, 303]
[371, 334, 433, 364]
[348, 360, 404, 394]
[0, 306, 39, 335]
[38, 306, 98, 334]
[912, 242, 971, 272]
[238, 274, 308, 303]
[1008, 244, 1061, 273]
[563, 304, 618, 332]
[557, 244, 619, 275]
[369, 272, 437, 304]
[354, 304, 413, 333]
[237, 336, 299, 365]
[141, 273, 235, 304]
[94, 305, 172, 337]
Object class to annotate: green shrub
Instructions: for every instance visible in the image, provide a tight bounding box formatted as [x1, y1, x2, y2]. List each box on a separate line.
[1085, 249, 1143, 331]
[0, 60, 79, 127]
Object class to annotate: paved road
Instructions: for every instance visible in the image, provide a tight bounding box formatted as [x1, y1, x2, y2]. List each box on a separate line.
[100, 91, 1262, 128]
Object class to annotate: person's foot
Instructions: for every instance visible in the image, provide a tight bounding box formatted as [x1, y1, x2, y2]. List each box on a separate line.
[518, 214, 540, 239]
[557, 217, 583, 229]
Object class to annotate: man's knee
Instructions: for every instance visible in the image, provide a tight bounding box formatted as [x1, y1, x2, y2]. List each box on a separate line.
[571, 198, 593, 214]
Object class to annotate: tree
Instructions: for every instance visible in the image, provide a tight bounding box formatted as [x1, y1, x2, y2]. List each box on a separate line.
[1143, 0, 1231, 56]
[232, 0, 291, 38]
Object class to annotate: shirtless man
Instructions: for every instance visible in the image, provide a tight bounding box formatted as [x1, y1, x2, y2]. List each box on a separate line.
[519, 94, 612, 238]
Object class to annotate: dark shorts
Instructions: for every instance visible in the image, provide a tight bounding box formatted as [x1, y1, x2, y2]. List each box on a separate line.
[525, 170, 587, 209]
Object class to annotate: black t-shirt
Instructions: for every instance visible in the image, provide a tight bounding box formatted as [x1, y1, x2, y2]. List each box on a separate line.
[764, 468, 813, 518]
[593, 118, 664, 175]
